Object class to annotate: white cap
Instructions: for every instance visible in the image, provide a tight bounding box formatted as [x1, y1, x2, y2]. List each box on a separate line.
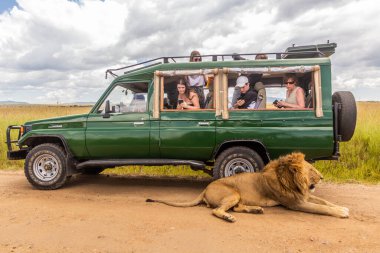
[236, 76, 249, 87]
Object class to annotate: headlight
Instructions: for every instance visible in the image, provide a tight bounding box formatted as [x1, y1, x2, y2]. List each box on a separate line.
[20, 125, 32, 136]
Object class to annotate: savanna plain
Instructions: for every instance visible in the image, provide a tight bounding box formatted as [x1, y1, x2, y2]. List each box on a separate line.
[0, 103, 379, 253]
[1, 102, 379, 183]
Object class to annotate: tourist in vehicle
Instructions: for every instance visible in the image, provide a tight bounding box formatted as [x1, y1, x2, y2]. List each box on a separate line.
[186, 50, 206, 108]
[204, 77, 215, 109]
[305, 81, 314, 108]
[232, 73, 262, 108]
[275, 74, 305, 109]
[231, 86, 241, 107]
[232, 53, 246, 60]
[255, 54, 268, 60]
[253, 81, 266, 109]
[177, 79, 200, 110]
[232, 76, 257, 109]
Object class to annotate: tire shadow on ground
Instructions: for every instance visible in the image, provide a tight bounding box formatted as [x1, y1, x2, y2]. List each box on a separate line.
[66, 173, 212, 190]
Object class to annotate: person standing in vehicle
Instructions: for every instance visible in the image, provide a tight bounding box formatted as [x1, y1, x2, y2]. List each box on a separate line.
[233, 76, 257, 109]
[186, 50, 206, 108]
[276, 74, 305, 109]
[177, 79, 200, 110]
[255, 54, 268, 60]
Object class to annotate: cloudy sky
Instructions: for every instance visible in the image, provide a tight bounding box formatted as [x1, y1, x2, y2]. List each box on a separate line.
[0, 0, 379, 103]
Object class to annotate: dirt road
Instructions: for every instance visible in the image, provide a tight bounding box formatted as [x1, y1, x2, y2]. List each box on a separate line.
[0, 171, 379, 253]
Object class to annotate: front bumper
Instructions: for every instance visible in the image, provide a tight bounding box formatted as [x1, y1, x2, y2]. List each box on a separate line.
[6, 125, 27, 160]
[7, 149, 28, 160]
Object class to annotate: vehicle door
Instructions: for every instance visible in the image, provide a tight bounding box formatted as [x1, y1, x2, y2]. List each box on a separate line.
[157, 71, 217, 161]
[85, 82, 151, 159]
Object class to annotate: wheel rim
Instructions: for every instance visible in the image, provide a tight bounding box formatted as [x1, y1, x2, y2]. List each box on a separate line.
[224, 158, 256, 177]
[33, 154, 60, 182]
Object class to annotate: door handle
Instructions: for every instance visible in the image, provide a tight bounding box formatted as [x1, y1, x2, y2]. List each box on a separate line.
[198, 121, 210, 126]
[133, 122, 144, 126]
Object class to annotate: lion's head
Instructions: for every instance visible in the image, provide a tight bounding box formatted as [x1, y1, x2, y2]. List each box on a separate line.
[264, 152, 323, 201]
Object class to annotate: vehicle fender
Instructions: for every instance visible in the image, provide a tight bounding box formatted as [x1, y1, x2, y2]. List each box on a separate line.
[212, 140, 270, 164]
[21, 134, 79, 175]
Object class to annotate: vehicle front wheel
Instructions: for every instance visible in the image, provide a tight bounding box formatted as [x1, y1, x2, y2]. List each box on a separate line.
[213, 146, 264, 179]
[24, 143, 69, 190]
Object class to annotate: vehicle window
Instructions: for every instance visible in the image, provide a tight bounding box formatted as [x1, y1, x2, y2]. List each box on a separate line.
[227, 73, 266, 110]
[161, 75, 214, 111]
[227, 72, 313, 110]
[98, 83, 148, 113]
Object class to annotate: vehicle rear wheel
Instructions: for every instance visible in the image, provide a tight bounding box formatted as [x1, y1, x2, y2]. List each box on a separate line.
[24, 143, 69, 190]
[332, 91, 357, 142]
[213, 146, 264, 179]
[81, 167, 105, 175]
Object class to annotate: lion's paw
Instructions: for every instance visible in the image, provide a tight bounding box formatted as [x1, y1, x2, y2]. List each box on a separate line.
[223, 214, 237, 222]
[338, 206, 349, 218]
[253, 207, 264, 214]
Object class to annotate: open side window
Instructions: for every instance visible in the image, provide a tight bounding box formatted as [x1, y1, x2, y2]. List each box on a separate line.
[152, 69, 219, 118]
[223, 65, 322, 117]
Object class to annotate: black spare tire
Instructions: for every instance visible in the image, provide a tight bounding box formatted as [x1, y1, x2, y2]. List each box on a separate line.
[332, 91, 357, 142]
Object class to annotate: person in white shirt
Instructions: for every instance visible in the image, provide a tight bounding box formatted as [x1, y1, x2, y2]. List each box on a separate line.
[186, 50, 206, 108]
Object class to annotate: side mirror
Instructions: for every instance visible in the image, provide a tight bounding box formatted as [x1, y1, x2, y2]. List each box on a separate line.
[103, 100, 111, 118]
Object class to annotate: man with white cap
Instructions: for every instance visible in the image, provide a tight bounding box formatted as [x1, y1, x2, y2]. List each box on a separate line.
[233, 75, 257, 109]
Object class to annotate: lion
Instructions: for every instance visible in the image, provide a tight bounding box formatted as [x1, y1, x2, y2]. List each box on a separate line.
[146, 152, 349, 222]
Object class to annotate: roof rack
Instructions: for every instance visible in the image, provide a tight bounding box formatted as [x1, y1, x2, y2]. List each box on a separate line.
[105, 42, 337, 79]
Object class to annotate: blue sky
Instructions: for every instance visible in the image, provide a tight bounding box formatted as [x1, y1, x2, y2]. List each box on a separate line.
[0, 0, 380, 103]
[0, 0, 17, 13]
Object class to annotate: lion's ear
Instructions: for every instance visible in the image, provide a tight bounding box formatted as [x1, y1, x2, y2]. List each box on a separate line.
[290, 152, 305, 164]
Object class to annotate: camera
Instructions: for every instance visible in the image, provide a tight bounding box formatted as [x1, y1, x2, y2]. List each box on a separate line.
[273, 99, 283, 108]
[178, 99, 184, 104]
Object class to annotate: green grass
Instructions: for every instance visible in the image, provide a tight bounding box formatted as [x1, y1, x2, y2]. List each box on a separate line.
[104, 165, 209, 178]
[315, 102, 380, 183]
[1, 103, 379, 183]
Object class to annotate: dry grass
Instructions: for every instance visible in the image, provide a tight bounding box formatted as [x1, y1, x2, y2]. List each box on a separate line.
[0, 105, 91, 170]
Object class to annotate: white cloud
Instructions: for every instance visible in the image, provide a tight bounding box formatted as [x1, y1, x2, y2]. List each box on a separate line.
[0, 0, 379, 103]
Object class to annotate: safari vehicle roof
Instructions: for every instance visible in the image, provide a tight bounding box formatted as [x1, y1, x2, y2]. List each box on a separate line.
[107, 42, 336, 83]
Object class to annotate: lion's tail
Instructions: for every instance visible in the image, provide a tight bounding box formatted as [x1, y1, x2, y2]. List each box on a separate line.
[146, 190, 206, 207]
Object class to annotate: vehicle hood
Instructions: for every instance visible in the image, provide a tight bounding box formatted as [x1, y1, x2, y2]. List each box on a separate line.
[24, 113, 89, 128]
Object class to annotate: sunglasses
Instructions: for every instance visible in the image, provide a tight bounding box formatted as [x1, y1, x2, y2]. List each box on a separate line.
[285, 81, 295, 85]
[193, 57, 201, 62]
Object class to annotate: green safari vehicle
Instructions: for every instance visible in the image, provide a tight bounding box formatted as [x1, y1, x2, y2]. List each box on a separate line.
[6, 42, 357, 189]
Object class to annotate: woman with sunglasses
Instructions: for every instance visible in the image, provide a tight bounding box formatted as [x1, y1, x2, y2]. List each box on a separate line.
[276, 74, 305, 109]
[186, 50, 206, 108]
